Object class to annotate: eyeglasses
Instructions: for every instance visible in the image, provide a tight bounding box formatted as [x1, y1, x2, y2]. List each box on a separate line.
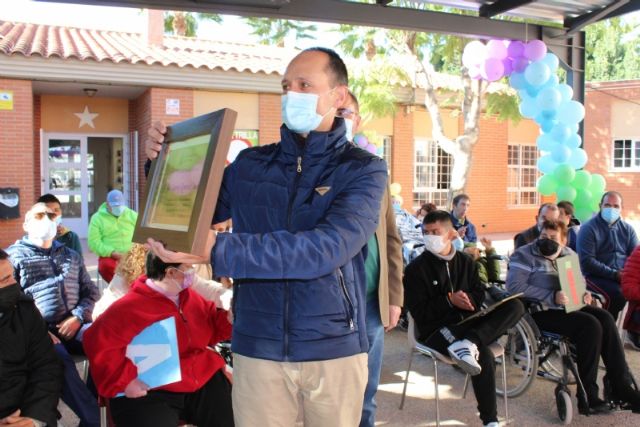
[33, 212, 57, 221]
[337, 108, 358, 120]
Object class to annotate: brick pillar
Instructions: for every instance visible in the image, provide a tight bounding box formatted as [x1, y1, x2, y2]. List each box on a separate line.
[391, 108, 414, 209]
[0, 79, 35, 247]
[33, 94, 41, 201]
[258, 93, 281, 146]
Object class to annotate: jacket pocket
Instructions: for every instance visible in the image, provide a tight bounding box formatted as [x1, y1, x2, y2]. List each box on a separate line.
[336, 269, 355, 331]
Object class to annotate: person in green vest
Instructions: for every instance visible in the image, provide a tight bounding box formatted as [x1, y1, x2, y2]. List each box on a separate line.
[37, 193, 83, 262]
[88, 190, 138, 283]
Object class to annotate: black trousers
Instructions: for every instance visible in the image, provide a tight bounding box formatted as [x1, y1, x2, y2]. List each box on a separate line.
[586, 277, 627, 321]
[532, 305, 631, 401]
[109, 370, 234, 427]
[423, 299, 525, 424]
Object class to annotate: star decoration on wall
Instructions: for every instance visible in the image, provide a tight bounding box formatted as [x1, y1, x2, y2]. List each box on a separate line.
[74, 106, 99, 129]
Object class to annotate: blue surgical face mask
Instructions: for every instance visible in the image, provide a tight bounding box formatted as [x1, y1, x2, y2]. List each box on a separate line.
[111, 205, 125, 217]
[281, 90, 334, 134]
[601, 207, 621, 224]
[344, 118, 354, 142]
[452, 237, 464, 252]
[54, 215, 63, 226]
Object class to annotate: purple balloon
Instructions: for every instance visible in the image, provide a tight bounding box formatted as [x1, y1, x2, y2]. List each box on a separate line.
[463, 40, 486, 68]
[486, 39, 508, 59]
[502, 58, 513, 76]
[512, 57, 529, 73]
[354, 134, 368, 148]
[365, 143, 377, 154]
[525, 40, 547, 61]
[507, 40, 525, 58]
[482, 57, 505, 81]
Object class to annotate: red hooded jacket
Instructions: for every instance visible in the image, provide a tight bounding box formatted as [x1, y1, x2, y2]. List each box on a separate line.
[623, 246, 640, 302]
[83, 275, 232, 398]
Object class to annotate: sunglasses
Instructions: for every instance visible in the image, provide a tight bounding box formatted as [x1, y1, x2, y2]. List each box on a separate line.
[33, 212, 57, 221]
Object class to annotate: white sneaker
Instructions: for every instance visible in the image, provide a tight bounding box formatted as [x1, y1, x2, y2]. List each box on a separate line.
[447, 339, 481, 376]
[484, 422, 500, 427]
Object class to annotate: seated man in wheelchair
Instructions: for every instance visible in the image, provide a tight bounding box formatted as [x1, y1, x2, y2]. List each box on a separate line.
[404, 210, 524, 427]
[506, 219, 640, 414]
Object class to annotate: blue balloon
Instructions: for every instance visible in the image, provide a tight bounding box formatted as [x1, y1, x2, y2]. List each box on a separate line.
[526, 85, 540, 98]
[519, 95, 538, 119]
[557, 100, 585, 125]
[569, 148, 588, 169]
[552, 144, 571, 163]
[535, 113, 556, 133]
[524, 61, 551, 86]
[564, 134, 582, 149]
[509, 72, 527, 90]
[543, 74, 559, 89]
[557, 84, 573, 103]
[550, 123, 571, 142]
[537, 87, 562, 111]
[568, 123, 580, 134]
[541, 52, 559, 71]
[537, 154, 557, 174]
[536, 133, 556, 152]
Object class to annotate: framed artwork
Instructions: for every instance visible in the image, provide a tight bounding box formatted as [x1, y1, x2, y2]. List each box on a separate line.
[133, 108, 237, 256]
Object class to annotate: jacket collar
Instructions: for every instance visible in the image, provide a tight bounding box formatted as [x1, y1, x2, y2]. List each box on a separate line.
[17, 238, 62, 253]
[131, 275, 189, 304]
[279, 118, 348, 158]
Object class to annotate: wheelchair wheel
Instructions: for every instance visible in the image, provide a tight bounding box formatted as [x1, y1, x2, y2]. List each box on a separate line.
[495, 315, 539, 398]
[556, 386, 573, 425]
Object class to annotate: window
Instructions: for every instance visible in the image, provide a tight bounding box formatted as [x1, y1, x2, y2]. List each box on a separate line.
[612, 139, 640, 171]
[507, 144, 540, 207]
[381, 136, 392, 174]
[413, 139, 451, 209]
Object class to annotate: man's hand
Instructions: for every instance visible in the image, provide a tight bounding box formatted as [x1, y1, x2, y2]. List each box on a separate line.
[57, 316, 81, 340]
[146, 121, 167, 160]
[385, 305, 402, 332]
[47, 331, 61, 345]
[615, 270, 622, 283]
[111, 252, 123, 261]
[0, 410, 36, 426]
[583, 292, 593, 306]
[147, 230, 216, 265]
[555, 291, 569, 306]
[480, 237, 493, 251]
[124, 378, 150, 399]
[450, 291, 475, 311]
[227, 304, 234, 325]
[457, 226, 467, 238]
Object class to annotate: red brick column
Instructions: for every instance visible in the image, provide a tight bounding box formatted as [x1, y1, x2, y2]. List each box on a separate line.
[258, 93, 281, 146]
[391, 108, 414, 209]
[0, 79, 35, 247]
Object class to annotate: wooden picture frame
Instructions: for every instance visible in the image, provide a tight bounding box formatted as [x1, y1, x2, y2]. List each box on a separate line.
[133, 108, 237, 256]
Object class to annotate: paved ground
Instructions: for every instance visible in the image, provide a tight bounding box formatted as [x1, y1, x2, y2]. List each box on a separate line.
[59, 237, 640, 426]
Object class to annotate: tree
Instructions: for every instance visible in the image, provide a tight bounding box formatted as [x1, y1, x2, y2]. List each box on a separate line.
[246, 18, 317, 47]
[586, 17, 640, 81]
[164, 11, 221, 37]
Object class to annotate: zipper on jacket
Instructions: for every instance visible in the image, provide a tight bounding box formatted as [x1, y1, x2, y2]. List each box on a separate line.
[337, 269, 355, 331]
[286, 155, 303, 228]
[283, 281, 290, 360]
[445, 262, 455, 293]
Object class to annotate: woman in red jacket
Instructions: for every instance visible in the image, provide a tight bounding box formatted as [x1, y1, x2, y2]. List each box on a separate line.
[622, 245, 640, 350]
[83, 252, 233, 427]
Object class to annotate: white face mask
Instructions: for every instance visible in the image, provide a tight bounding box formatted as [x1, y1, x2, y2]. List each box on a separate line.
[423, 234, 447, 254]
[27, 217, 57, 242]
[344, 118, 354, 141]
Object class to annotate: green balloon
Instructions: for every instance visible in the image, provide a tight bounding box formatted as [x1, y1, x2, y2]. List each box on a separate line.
[537, 174, 558, 196]
[556, 185, 577, 202]
[590, 197, 601, 212]
[572, 170, 592, 188]
[574, 188, 592, 208]
[590, 174, 606, 194]
[553, 164, 576, 184]
[575, 207, 594, 223]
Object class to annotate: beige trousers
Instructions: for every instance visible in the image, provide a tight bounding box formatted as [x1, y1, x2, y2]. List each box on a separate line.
[232, 353, 368, 427]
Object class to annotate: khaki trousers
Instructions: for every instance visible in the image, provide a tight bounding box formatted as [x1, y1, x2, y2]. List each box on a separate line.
[233, 353, 368, 427]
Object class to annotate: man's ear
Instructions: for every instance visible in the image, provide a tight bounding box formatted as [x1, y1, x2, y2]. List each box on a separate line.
[333, 86, 348, 109]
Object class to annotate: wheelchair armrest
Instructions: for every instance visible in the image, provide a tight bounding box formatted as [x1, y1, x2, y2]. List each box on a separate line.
[589, 291, 606, 304]
[522, 297, 545, 314]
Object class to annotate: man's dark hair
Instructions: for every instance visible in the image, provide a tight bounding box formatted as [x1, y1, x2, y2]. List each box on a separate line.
[540, 219, 568, 238]
[537, 202, 558, 216]
[0, 248, 8, 261]
[37, 193, 61, 206]
[145, 251, 181, 281]
[423, 210, 453, 226]
[421, 203, 437, 214]
[600, 191, 623, 206]
[452, 194, 470, 207]
[557, 201, 574, 217]
[303, 47, 348, 86]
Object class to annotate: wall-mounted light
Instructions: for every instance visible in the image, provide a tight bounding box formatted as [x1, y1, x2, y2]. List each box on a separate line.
[83, 88, 98, 97]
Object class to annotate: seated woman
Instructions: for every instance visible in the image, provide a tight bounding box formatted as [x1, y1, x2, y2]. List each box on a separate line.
[83, 252, 233, 427]
[507, 219, 640, 414]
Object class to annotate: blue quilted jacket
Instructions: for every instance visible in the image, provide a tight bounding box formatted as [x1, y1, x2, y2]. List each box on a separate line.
[7, 239, 99, 324]
[212, 120, 388, 362]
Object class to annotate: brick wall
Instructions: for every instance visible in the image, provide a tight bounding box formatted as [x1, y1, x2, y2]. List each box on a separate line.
[391, 109, 414, 206]
[258, 93, 281, 146]
[33, 95, 41, 202]
[0, 79, 34, 248]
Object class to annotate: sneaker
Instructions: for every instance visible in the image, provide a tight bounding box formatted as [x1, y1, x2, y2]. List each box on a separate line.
[588, 398, 612, 415]
[484, 422, 500, 427]
[612, 383, 640, 412]
[447, 339, 481, 376]
[626, 331, 640, 351]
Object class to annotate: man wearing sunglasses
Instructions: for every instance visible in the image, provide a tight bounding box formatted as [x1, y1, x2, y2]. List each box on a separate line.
[7, 203, 100, 427]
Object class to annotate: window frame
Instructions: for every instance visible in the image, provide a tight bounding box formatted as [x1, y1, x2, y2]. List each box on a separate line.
[610, 138, 640, 172]
[412, 138, 451, 210]
[507, 143, 540, 208]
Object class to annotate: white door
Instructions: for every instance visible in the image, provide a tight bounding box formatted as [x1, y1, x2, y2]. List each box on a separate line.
[42, 134, 89, 237]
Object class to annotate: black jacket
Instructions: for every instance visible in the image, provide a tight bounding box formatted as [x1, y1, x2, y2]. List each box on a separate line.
[514, 224, 540, 250]
[0, 294, 62, 426]
[404, 250, 485, 341]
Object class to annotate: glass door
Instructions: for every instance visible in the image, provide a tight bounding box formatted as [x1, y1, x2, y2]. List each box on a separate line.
[43, 135, 88, 238]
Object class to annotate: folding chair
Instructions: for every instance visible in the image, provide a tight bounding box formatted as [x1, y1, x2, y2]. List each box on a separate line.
[399, 314, 509, 426]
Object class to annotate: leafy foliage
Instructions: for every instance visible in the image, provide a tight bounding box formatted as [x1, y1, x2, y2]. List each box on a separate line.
[246, 18, 317, 47]
[164, 11, 221, 37]
[586, 17, 640, 82]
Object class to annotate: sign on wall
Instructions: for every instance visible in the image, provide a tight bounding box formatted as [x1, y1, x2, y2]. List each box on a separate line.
[166, 99, 180, 116]
[0, 91, 13, 110]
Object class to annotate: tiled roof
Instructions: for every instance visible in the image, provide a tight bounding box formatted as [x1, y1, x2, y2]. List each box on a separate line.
[0, 20, 296, 75]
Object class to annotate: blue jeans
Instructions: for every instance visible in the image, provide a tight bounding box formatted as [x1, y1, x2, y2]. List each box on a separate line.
[360, 295, 384, 427]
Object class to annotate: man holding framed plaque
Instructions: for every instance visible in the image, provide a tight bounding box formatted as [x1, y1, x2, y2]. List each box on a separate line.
[146, 47, 387, 426]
